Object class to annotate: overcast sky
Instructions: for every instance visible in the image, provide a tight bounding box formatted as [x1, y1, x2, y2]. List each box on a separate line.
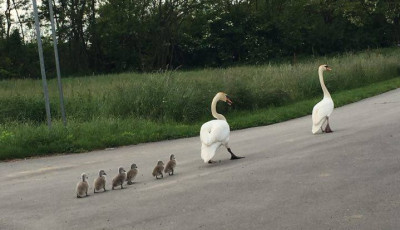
[1, 0, 51, 40]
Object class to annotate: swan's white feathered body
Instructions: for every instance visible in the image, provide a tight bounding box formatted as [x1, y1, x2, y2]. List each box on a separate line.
[312, 97, 334, 134]
[200, 120, 230, 163]
[199, 92, 246, 163]
[312, 65, 334, 134]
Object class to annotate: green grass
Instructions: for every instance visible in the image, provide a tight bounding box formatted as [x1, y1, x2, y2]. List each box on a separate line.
[0, 47, 399, 160]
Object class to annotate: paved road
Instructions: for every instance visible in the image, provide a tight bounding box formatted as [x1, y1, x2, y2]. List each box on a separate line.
[1, 89, 400, 230]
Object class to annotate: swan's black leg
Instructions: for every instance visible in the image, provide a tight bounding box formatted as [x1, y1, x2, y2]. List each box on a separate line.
[227, 148, 244, 160]
[208, 160, 217, 164]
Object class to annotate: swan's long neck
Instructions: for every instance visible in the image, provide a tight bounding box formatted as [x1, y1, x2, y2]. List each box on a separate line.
[211, 95, 226, 120]
[319, 68, 331, 98]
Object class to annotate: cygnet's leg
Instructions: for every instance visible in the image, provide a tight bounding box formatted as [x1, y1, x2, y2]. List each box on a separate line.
[225, 144, 244, 160]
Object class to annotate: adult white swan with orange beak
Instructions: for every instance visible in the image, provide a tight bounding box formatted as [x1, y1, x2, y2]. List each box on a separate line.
[312, 65, 334, 134]
[200, 92, 244, 163]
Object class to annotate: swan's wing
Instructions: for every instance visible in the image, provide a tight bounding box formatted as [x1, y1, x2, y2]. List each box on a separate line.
[312, 99, 334, 125]
[201, 142, 221, 163]
[200, 120, 230, 146]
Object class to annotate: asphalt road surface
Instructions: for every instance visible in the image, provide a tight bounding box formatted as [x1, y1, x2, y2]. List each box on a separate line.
[1, 89, 400, 230]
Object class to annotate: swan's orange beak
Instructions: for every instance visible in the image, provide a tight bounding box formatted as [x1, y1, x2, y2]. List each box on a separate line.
[226, 95, 233, 105]
[326, 67, 332, 71]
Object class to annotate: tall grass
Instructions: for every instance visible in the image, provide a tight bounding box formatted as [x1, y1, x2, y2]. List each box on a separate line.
[1, 48, 399, 123]
[0, 48, 399, 159]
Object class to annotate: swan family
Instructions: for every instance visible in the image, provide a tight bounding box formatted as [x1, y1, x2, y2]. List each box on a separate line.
[76, 64, 334, 198]
[201, 64, 334, 163]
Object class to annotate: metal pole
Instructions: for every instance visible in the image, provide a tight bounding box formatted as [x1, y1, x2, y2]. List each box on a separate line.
[32, 0, 52, 128]
[48, 0, 67, 126]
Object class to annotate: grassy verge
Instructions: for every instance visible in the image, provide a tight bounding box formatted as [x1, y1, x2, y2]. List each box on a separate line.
[1, 48, 400, 124]
[1, 77, 399, 160]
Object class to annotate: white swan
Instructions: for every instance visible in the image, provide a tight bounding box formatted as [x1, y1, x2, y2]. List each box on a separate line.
[312, 64, 334, 134]
[200, 92, 244, 163]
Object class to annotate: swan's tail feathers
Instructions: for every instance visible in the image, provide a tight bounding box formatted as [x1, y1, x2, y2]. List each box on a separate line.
[201, 143, 220, 163]
[200, 126, 213, 146]
[312, 117, 327, 134]
[312, 124, 322, 134]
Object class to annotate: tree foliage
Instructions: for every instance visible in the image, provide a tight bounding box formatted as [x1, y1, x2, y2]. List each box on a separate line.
[0, 0, 398, 79]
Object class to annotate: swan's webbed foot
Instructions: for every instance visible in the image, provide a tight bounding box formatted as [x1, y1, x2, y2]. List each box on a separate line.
[208, 160, 217, 164]
[227, 148, 245, 160]
[230, 155, 245, 160]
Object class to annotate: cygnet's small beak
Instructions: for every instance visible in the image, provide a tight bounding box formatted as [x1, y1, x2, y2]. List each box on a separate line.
[226, 95, 233, 105]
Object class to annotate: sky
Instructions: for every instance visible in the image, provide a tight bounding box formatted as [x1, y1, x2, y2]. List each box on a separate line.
[1, 0, 51, 40]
